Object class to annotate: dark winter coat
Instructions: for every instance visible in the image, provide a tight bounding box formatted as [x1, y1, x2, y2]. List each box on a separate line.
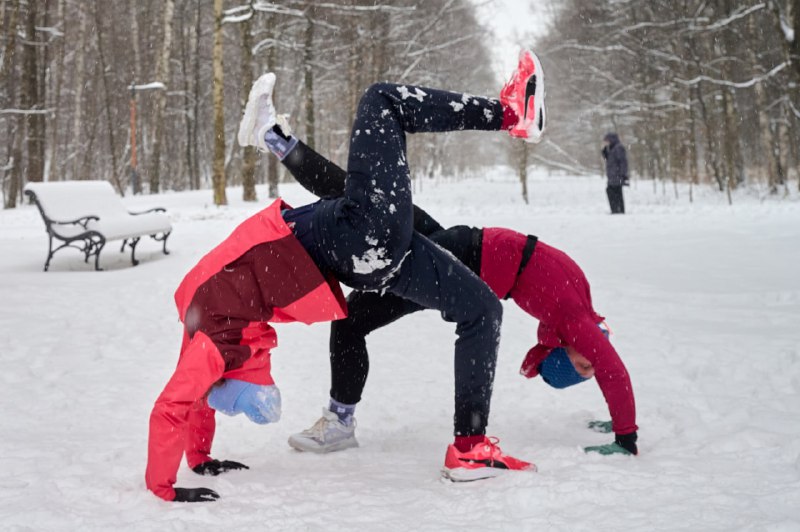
[601, 133, 629, 187]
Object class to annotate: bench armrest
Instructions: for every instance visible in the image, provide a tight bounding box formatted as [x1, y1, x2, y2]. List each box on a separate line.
[129, 207, 166, 215]
[51, 215, 100, 228]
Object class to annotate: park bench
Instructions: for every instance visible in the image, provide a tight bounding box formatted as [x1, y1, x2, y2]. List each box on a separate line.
[24, 181, 172, 271]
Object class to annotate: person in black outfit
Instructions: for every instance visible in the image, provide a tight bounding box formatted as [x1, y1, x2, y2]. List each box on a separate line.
[601, 132, 629, 214]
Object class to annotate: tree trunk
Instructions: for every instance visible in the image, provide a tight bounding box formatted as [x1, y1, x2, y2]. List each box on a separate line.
[22, 1, 45, 184]
[46, 0, 65, 182]
[303, 15, 315, 149]
[0, 0, 19, 82]
[128, 0, 142, 193]
[192, 0, 202, 191]
[149, 0, 174, 194]
[6, 131, 23, 208]
[93, 2, 124, 195]
[179, 1, 195, 191]
[265, 12, 279, 198]
[211, 0, 227, 206]
[71, 3, 86, 180]
[240, 14, 258, 202]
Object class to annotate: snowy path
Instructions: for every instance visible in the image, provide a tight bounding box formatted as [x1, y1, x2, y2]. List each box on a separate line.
[1, 173, 799, 531]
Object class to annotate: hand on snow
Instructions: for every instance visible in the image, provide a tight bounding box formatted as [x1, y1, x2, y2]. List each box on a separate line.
[584, 443, 632, 456]
[192, 459, 250, 476]
[587, 420, 613, 434]
[585, 431, 638, 456]
[173, 487, 220, 503]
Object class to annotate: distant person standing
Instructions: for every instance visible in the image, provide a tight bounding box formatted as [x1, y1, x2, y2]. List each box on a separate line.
[601, 132, 628, 214]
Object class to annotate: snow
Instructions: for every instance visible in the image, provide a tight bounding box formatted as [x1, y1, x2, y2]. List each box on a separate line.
[449, 101, 465, 112]
[396, 86, 427, 102]
[780, 18, 795, 43]
[352, 247, 390, 275]
[1, 171, 799, 530]
[129, 82, 167, 91]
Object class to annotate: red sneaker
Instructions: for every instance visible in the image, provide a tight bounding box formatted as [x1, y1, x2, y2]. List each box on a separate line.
[442, 436, 536, 482]
[500, 49, 546, 143]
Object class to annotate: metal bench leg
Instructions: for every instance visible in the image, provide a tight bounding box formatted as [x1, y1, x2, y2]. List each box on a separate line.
[93, 238, 106, 271]
[162, 232, 171, 255]
[151, 231, 171, 256]
[128, 237, 141, 266]
[120, 239, 128, 252]
[44, 234, 54, 272]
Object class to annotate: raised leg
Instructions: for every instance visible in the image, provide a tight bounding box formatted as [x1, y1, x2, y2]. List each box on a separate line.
[312, 83, 505, 289]
[343, 83, 505, 233]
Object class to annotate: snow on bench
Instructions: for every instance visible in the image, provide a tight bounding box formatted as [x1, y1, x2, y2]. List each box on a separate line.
[24, 181, 172, 271]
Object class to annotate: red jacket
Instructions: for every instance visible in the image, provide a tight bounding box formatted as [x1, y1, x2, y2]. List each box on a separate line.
[146, 200, 347, 501]
[481, 227, 637, 435]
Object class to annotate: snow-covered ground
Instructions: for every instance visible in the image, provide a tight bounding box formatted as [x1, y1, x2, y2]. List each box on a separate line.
[1, 171, 799, 531]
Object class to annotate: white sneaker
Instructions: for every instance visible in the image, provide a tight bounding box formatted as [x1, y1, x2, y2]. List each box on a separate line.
[288, 408, 359, 453]
[237, 72, 277, 151]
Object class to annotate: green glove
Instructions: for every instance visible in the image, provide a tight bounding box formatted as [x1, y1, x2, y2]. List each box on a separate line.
[584, 443, 632, 456]
[587, 420, 613, 434]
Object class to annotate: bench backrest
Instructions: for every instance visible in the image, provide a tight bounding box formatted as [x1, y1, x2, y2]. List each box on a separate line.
[24, 181, 128, 222]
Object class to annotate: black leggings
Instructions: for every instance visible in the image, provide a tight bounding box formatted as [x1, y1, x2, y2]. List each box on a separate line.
[282, 83, 502, 435]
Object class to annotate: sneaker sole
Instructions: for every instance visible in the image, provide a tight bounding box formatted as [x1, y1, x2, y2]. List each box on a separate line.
[287, 435, 359, 454]
[441, 466, 509, 482]
[237, 72, 276, 148]
[516, 50, 546, 144]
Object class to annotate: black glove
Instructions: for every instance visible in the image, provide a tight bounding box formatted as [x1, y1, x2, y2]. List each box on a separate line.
[615, 431, 638, 455]
[192, 459, 250, 476]
[173, 487, 220, 503]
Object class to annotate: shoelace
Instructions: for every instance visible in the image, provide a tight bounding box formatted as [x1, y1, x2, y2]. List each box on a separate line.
[306, 415, 334, 441]
[482, 436, 503, 458]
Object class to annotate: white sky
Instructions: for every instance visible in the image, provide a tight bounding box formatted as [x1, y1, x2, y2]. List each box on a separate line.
[469, 0, 554, 81]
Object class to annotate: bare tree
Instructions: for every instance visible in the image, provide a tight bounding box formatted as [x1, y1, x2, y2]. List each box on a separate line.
[239, 10, 258, 202]
[212, 0, 227, 206]
[149, 0, 175, 194]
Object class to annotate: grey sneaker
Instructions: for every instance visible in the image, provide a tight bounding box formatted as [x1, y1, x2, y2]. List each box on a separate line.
[288, 408, 359, 453]
[237, 72, 277, 151]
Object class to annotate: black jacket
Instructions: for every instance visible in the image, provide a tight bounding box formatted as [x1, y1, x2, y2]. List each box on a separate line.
[601, 133, 629, 187]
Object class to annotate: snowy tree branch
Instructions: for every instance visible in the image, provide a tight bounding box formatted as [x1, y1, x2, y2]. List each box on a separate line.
[675, 61, 787, 88]
[0, 108, 53, 116]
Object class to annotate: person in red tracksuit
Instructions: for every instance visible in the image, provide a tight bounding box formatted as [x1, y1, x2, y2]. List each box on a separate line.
[266, 135, 638, 457]
[145, 200, 347, 502]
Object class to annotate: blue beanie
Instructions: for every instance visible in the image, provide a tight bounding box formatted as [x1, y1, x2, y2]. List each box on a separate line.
[207, 379, 282, 424]
[538, 347, 589, 389]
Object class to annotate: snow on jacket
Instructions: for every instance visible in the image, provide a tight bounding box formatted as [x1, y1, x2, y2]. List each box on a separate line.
[480, 227, 637, 435]
[602, 132, 629, 187]
[146, 199, 347, 501]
